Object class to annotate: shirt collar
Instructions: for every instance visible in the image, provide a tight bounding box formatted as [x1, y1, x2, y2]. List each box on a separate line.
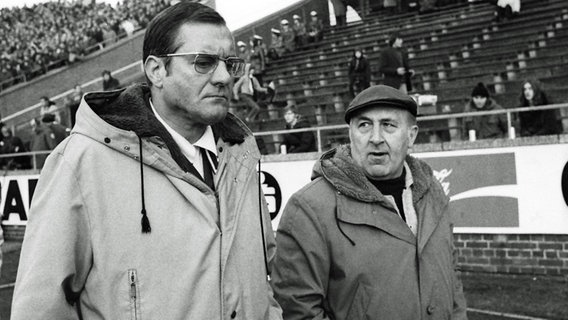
[149, 98, 218, 163]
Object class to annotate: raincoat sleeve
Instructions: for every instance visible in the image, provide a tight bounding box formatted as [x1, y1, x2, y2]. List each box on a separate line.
[12, 150, 93, 319]
[262, 193, 284, 320]
[271, 195, 332, 320]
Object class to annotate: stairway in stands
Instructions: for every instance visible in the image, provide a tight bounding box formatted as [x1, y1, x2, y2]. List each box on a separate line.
[245, 0, 568, 150]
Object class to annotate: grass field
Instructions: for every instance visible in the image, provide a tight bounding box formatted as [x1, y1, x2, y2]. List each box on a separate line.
[2, 241, 567, 319]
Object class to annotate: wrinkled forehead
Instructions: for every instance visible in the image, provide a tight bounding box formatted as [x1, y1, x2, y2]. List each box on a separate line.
[350, 105, 410, 122]
[173, 22, 235, 55]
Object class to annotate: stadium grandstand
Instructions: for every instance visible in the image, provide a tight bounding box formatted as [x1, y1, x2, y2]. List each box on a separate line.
[0, 0, 567, 293]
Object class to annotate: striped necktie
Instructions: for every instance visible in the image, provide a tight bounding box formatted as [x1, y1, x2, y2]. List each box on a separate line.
[200, 147, 216, 190]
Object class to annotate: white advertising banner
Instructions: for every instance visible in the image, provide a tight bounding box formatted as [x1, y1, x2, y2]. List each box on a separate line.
[3, 144, 568, 234]
[261, 144, 568, 234]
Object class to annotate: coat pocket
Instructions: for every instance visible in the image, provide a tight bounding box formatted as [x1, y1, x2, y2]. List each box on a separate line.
[345, 282, 372, 320]
[128, 269, 141, 320]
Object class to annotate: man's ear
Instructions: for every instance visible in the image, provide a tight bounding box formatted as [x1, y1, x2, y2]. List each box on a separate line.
[144, 56, 166, 88]
[408, 124, 419, 148]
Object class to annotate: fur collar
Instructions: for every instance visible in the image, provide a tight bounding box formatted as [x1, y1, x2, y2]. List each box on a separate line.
[85, 83, 248, 172]
[313, 145, 433, 204]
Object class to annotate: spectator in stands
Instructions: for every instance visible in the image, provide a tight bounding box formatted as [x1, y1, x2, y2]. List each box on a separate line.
[348, 49, 371, 98]
[237, 40, 251, 62]
[330, 0, 347, 26]
[518, 79, 561, 137]
[268, 28, 284, 61]
[12, 3, 281, 320]
[384, 0, 399, 14]
[292, 14, 307, 49]
[307, 11, 324, 44]
[0, 0, 168, 91]
[233, 64, 269, 121]
[27, 115, 67, 169]
[250, 35, 267, 85]
[65, 84, 84, 127]
[39, 96, 61, 124]
[379, 33, 414, 94]
[280, 19, 296, 53]
[281, 104, 316, 153]
[271, 85, 467, 319]
[102, 70, 120, 91]
[495, 0, 521, 22]
[101, 22, 118, 47]
[463, 82, 507, 140]
[0, 123, 29, 170]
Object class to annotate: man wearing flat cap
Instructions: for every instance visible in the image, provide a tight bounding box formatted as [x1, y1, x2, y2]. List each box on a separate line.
[272, 85, 468, 320]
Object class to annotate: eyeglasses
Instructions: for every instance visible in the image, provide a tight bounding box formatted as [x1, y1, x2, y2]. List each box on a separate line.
[156, 52, 246, 77]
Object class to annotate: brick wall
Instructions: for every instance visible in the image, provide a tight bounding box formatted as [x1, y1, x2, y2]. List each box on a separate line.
[5, 227, 567, 277]
[3, 225, 26, 241]
[455, 234, 568, 276]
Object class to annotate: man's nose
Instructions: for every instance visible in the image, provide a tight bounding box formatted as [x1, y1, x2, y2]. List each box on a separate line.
[369, 125, 384, 144]
[211, 60, 232, 85]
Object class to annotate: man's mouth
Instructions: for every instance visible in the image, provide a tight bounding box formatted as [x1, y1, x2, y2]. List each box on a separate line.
[368, 151, 388, 160]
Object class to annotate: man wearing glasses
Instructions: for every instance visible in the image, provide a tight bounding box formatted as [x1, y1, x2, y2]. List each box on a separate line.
[12, 2, 282, 320]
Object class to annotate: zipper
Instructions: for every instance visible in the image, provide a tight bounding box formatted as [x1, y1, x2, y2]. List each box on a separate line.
[129, 269, 139, 320]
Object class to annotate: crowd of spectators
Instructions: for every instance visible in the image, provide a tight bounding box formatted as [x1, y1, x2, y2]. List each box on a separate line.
[0, 0, 168, 91]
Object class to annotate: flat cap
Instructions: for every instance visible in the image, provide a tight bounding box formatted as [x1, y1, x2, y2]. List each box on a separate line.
[271, 28, 281, 34]
[237, 41, 246, 47]
[345, 85, 417, 123]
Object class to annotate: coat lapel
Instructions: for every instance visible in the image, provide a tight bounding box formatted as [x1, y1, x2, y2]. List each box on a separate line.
[336, 195, 416, 245]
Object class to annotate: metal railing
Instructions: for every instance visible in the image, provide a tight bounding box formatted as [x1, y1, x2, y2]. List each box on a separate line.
[0, 151, 51, 171]
[0, 103, 565, 172]
[253, 102, 568, 153]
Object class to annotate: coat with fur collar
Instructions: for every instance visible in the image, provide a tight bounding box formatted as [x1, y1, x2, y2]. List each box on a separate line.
[13, 84, 282, 320]
[272, 144, 467, 320]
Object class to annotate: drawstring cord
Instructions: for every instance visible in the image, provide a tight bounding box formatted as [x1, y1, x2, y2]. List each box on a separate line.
[258, 159, 271, 281]
[138, 136, 151, 233]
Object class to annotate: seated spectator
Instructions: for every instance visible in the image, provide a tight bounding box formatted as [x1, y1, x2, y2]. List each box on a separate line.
[267, 28, 284, 62]
[0, 0, 167, 90]
[282, 105, 316, 153]
[102, 70, 121, 91]
[518, 79, 561, 137]
[0, 124, 29, 170]
[307, 11, 324, 44]
[292, 14, 307, 49]
[348, 49, 371, 98]
[280, 19, 296, 54]
[495, 0, 521, 22]
[250, 35, 267, 85]
[463, 82, 507, 140]
[39, 96, 61, 124]
[233, 64, 269, 122]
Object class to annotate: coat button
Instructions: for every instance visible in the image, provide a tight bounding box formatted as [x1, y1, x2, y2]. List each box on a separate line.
[218, 147, 223, 153]
[104, 137, 111, 143]
[124, 145, 130, 151]
[230, 310, 237, 318]
[426, 305, 435, 314]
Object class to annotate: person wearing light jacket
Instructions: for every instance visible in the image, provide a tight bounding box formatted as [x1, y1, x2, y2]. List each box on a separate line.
[271, 85, 467, 320]
[12, 3, 282, 319]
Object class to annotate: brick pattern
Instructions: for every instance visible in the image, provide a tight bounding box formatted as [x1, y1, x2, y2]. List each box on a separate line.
[3, 225, 26, 241]
[455, 234, 568, 276]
